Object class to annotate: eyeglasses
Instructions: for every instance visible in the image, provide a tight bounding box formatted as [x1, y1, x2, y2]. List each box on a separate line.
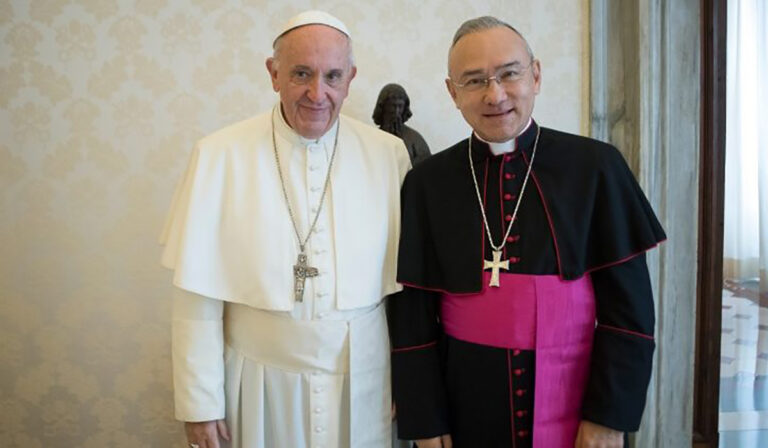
[450, 63, 533, 92]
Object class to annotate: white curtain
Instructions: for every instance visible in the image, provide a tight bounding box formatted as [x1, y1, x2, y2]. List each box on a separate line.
[720, 0, 768, 446]
[723, 0, 768, 280]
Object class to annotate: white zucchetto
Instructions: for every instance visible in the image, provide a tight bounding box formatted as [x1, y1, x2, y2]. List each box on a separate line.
[273, 10, 351, 47]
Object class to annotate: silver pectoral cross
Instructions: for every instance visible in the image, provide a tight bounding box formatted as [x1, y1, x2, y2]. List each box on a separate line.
[293, 252, 319, 302]
[483, 250, 510, 287]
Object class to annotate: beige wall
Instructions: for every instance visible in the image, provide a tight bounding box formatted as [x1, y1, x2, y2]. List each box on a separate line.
[0, 1, 585, 446]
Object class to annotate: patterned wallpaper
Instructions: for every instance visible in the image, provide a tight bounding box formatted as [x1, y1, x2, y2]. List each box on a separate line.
[0, 1, 585, 446]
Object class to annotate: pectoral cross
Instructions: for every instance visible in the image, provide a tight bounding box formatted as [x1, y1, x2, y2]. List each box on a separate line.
[293, 252, 319, 302]
[483, 250, 509, 287]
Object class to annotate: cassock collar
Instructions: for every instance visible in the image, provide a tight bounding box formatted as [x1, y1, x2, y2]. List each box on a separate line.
[272, 103, 339, 148]
[470, 118, 539, 162]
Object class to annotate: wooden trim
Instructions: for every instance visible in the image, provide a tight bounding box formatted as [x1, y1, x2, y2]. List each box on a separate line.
[581, 0, 592, 138]
[693, 0, 727, 445]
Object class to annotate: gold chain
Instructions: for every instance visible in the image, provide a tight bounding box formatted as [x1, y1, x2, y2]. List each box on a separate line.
[468, 127, 540, 252]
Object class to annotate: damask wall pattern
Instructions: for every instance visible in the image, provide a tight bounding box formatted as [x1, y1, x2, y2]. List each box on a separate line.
[0, 1, 585, 446]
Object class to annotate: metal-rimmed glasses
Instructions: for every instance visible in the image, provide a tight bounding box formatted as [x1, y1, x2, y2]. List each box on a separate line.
[450, 63, 533, 92]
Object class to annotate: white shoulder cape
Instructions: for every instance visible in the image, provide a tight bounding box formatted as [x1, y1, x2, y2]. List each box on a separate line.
[160, 109, 411, 311]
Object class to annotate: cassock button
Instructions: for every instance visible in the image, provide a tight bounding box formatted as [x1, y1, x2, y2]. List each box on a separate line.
[510, 256, 520, 263]
[512, 349, 521, 356]
[313, 386, 324, 393]
[504, 173, 513, 180]
[515, 389, 526, 397]
[517, 430, 529, 438]
[505, 214, 513, 222]
[506, 235, 520, 243]
[503, 193, 513, 201]
[504, 155, 512, 162]
[314, 426, 325, 433]
[514, 368, 523, 376]
[516, 410, 527, 418]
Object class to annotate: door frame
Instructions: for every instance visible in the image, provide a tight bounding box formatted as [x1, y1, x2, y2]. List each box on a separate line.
[693, 0, 727, 446]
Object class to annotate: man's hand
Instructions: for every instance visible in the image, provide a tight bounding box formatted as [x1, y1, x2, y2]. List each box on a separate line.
[575, 420, 623, 448]
[415, 434, 453, 448]
[185, 419, 230, 448]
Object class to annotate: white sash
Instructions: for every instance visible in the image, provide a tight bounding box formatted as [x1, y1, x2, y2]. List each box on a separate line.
[224, 303, 392, 447]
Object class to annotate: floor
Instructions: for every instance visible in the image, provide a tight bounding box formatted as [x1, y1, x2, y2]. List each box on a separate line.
[720, 279, 768, 447]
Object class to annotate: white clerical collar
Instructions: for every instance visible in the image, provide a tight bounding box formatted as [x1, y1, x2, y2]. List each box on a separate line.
[475, 117, 533, 155]
[273, 104, 338, 148]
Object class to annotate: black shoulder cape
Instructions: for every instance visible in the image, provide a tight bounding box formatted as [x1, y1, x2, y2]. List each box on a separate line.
[396, 125, 666, 293]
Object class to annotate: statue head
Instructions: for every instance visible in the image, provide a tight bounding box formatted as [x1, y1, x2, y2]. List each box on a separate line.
[373, 83, 413, 137]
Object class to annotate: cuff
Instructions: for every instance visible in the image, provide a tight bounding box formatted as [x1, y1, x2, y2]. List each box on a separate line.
[172, 318, 225, 422]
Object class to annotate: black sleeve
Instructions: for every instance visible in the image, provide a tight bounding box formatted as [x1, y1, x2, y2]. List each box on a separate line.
[581, 253, 656, 432]
[386, 286, 450, 440]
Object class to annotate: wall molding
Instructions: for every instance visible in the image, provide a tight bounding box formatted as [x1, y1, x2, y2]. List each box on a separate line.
[590, 1, 701, 446]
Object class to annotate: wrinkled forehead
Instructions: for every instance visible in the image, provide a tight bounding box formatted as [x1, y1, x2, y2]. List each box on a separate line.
[276, 25, 352, 66]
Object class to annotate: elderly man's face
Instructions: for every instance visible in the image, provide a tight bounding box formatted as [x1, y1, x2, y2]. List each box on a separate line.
[266, 25, 356, 139]
[446, 27, 540, 143]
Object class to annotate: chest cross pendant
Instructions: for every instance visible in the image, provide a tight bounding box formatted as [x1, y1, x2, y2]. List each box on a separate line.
[483, 250, 510, 288]
[293, 252, 319, 302]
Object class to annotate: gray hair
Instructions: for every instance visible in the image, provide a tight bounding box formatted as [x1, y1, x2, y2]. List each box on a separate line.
[272, 26, 355, 69]
[451, 16, 534, 61]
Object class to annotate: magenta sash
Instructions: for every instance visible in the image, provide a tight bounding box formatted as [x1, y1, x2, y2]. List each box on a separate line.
[441, 272, 596, 448]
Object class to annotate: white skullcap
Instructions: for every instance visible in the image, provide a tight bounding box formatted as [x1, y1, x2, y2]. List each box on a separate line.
[273, 10, 351, 47]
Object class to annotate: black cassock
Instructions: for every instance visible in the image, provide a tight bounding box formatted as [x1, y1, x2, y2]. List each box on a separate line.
[387, 121, 666, 448]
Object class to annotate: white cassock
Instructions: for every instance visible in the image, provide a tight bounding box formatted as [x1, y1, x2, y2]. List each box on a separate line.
[161, 105, 411, 448]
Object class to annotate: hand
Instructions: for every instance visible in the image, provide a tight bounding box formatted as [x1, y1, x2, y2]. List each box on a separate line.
[185, 419, 231, 448]
[575, 420, 623, 448]
[415, 434, 453, 448]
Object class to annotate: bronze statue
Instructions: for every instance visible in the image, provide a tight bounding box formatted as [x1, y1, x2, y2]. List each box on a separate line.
[373, 83, 431, 165]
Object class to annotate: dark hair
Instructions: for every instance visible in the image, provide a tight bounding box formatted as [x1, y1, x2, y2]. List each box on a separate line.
[372, 84, 412, 125]
[451, 16, 534, 61]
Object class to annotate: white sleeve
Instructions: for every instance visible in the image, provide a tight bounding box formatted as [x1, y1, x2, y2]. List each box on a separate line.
[171, 288, 225, 422]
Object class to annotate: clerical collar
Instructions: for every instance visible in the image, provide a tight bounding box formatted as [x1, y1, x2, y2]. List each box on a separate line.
[273, 104, 338, 148]
[470, 118, 538, 160]
[474, 118, 533, 155]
